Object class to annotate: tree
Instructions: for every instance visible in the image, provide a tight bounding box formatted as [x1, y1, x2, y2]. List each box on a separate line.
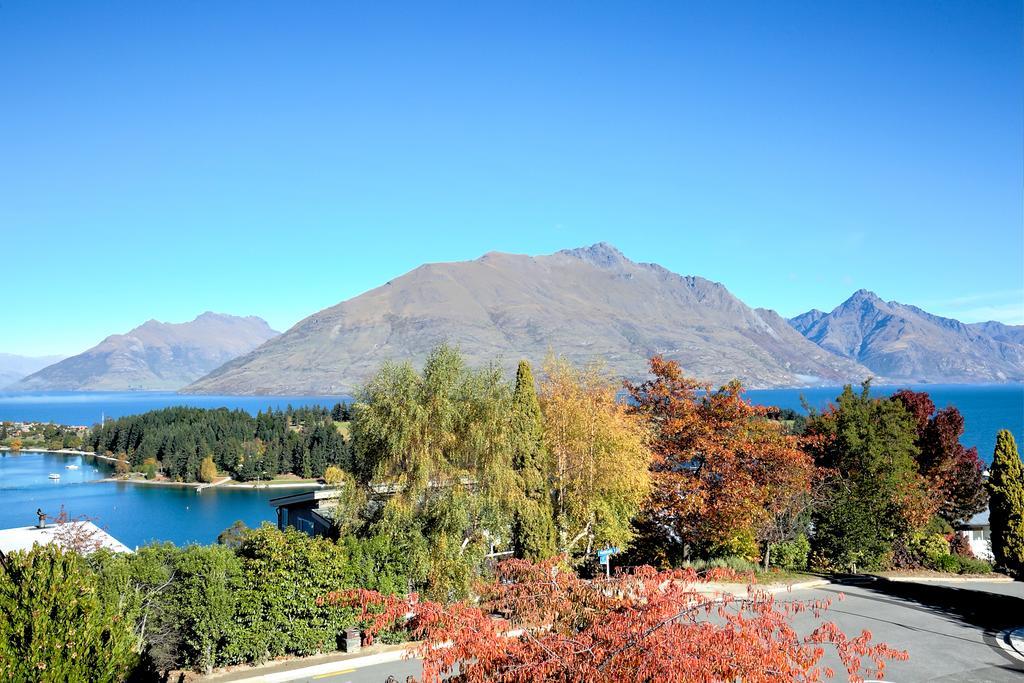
[988, 430, 1024, 578]
[805, 384, 932, 572]
[625, 357, 813, 567]
[892, 390, 987, 524]
[509, 360, 556, 561]
[350, 345, 519, 599]
[540, 356, 650, 560]
[8, 437, 22, 452]
[323, 464, 345, 486]
[199, 456, 218, 484]
[323, 557, 906, 683]
[0, 544, 139, 682]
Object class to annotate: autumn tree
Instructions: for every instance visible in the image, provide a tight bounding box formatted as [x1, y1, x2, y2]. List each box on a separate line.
[323, 556, 906, 683]
[625, 356, 813, 566]
[891, 390, 987, 524]
[199, 456, 218, 484]
[988, 430, 1024, 578]
[805, 383, 933, 572]
[8, 438, 21, 453]
[539, 356, 650, 560]
[509, 360, 557, 561]
[323, 464, 345, 486]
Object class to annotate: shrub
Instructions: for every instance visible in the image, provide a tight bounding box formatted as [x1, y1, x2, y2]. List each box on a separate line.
[909, 532, 950, 568]
[770, 534, 811, 570]
[953, 556, 992, 575]
[143, 462, 157, 480]
[949, 532, 975, 558]
[682, 555, 760, 574]
[933, 554, 960, 573]
[0, 544, 138, 682]
[222, 525, 359, 664]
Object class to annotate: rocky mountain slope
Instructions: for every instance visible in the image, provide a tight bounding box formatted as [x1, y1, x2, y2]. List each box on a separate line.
[789, 290, 1024, 383]
[185, 244, 871, 395]
[9, 313, 279, 391]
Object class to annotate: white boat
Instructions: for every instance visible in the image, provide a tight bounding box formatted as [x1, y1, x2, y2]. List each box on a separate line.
[65, 464, 80, 470]
[48, 473, 61, 480]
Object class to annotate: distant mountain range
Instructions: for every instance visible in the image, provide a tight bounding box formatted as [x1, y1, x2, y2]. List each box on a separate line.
[9, 245, 1021, 396]
[789, 290, 1024, 384]
[0, 353, 65, 388]
[8, 313, 279, 391]
[185, 243, 874, 395]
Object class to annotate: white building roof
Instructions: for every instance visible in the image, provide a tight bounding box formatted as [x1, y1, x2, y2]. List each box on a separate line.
[0, 521, 132, 555]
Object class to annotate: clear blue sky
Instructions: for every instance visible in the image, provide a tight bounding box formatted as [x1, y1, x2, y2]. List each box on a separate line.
[3, 1, 1021, 357]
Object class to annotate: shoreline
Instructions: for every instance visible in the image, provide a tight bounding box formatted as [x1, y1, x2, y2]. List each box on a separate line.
[4, 448, 324, 490]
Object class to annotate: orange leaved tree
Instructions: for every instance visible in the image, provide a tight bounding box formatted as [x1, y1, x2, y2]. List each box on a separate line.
[625, 356, 814, 565]
[321, 556, 906, 682]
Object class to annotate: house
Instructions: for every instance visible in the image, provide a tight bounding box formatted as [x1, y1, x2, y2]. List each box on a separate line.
[957, 509, 993, 561]
[269, 489, 343, 538]
[0, 519, 132, 555]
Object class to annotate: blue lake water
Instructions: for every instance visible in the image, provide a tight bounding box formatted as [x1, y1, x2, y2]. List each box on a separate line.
[0, 450, 312, 548]
[0, 385, 1019, 548]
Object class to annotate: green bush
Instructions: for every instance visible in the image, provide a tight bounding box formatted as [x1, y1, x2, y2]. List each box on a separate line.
[952, 556, 993, 575]
[222, 525, 359, 665]
[770, 534, 811, 569]
[0, 544, 138, 682]
[933, 553, 960, 573]
[142, 462, 157, 480]
[909, 532, 950, 568]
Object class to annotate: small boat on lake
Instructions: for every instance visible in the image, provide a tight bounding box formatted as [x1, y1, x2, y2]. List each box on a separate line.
[48, 473, 61, 480]
[65, 464, 80, 470]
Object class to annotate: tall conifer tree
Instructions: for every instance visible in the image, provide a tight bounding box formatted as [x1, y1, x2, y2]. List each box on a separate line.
[509, 361, 556, 560]
[988, 430, 1024, 577]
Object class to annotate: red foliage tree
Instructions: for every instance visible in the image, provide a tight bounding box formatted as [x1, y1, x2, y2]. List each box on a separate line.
[322, 557, 906, 682]
[624, 356, 814, 565]
[891, 390, 987, 524]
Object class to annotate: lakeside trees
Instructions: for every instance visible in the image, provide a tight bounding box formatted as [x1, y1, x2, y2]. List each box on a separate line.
[85, 405, 348, 482]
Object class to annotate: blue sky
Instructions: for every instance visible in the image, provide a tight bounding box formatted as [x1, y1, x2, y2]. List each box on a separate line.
[2, 1, 1021, 357]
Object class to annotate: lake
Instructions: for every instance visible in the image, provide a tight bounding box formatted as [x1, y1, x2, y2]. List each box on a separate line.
[0, 385, 1020, 548]
[0, 450, 312, 548]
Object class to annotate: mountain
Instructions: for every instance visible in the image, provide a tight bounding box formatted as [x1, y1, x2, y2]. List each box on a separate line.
[185, 243, 871, 395]
[0, 353, 65, 388]
[8, 313, 279, 391]
[968, 320, 1024, 346]
[789, 290, 1024, 383]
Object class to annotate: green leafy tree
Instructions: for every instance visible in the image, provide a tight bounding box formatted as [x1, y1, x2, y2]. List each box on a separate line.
[988, 430, 1024, 578]
[509, 360, 557, 561]
[806, 383, 931, 572]
[350, 345, 519, 599]
[0, 545, 138, 682]
[173, 545, 240, 673]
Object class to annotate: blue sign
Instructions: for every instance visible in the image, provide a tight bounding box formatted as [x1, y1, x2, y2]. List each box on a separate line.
[597, 547, 621, 564]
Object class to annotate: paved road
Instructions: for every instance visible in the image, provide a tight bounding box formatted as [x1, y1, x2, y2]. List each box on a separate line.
[282, 657, 422, 683]
[255, 578, 1024, 683]
[784, 578, 1024, 682]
